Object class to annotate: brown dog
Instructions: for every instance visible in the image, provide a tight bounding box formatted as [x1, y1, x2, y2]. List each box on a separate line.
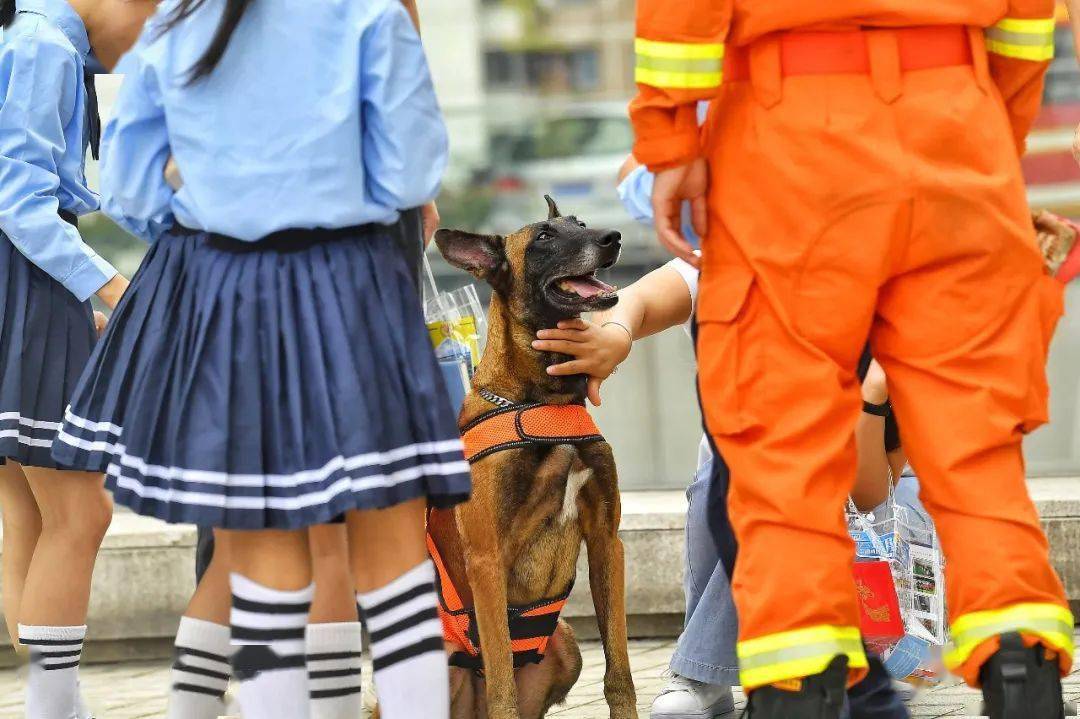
[426, 196, 637, 719]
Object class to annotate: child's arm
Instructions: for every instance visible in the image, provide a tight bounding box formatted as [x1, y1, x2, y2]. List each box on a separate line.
[360, 2, 448, 213]
[0, 37, 119, 302]
[533, 262, 694, 406]
[99, 49, 175, 244]
[852, 360, 894, 512]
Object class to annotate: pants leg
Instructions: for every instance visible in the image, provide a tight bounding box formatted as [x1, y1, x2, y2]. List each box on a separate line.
[872, 63, 1071, 686]
[669, 454, 741, 686]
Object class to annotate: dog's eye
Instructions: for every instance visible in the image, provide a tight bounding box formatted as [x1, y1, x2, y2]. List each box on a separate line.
[537, 232, 550, 242]
[577, 221, 587, 229]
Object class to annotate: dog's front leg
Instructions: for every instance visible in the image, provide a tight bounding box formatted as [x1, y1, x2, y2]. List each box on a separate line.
[580, 450, 638, 719]
[457, 496, 520, 719]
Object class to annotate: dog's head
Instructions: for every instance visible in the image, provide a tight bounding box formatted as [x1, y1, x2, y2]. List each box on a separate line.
[435, 195, 621, 327]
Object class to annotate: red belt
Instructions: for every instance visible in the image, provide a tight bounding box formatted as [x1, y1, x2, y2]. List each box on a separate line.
[725, 25, 973, 82]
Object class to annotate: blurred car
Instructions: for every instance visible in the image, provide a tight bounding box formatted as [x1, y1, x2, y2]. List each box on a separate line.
[483, 102, 637, 234]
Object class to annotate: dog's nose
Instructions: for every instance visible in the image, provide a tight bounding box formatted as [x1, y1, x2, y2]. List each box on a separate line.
[596, 230, 621, 247]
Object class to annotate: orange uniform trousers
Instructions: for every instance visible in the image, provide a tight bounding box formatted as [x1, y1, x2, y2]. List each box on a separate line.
[695, 29, 1071, 689]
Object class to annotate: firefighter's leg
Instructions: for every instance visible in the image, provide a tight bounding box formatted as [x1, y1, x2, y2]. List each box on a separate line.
[873, 62, 1072, 702]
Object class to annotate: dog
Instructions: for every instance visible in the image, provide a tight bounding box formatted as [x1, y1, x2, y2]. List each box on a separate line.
[426, 195, 637, 719]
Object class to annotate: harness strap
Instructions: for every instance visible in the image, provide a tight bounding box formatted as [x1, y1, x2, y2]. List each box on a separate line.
[462, 402, 604, 463]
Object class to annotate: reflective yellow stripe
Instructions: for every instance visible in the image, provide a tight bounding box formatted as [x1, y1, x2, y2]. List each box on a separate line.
[985, 17, 1056, 61]
[634, 38, 724, 89]
[737, 626, 868, 690]
[945, 603, 1075, 670]
[635, 38, 725, 60]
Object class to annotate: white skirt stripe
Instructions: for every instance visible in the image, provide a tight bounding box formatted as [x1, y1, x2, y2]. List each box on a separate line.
[108, 460, 469, 512]
[0, 413, 62, 431]
[0, 430, 54, 448]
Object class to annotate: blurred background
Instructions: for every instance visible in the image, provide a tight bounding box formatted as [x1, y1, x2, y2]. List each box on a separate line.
[90, 0, 1080, 489]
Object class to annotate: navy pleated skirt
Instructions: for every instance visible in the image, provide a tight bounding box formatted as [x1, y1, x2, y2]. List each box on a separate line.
[0, 238, 97, 469]
[51, 225, 472, 530]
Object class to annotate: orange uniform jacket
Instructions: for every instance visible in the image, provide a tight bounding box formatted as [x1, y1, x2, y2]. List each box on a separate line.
[630, 0, 1057, 168]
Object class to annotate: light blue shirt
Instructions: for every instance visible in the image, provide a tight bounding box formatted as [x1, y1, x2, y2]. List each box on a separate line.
[0, 0, 116, 301]
[102, 0, 449, 243]
[616, 165, 700, 249]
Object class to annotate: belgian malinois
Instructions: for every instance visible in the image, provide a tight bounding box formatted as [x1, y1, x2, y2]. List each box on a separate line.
[428, 196, 637, 719]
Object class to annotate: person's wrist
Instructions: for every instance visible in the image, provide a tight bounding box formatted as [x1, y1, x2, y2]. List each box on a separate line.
[96, 273, 129, 310]
[601, 321, 633, 359]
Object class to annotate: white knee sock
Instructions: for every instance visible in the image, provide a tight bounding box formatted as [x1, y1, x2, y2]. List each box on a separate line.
[357, 560, 449, 719]
[19, 624, 87, 719]
[230, 574, 313, 719]
[166, 617, 232, 719]
[306, 622, 364, 719]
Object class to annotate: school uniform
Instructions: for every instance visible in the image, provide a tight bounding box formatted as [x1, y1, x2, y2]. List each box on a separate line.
[50, 0, 470, 531]
[0, 0, 115, 470]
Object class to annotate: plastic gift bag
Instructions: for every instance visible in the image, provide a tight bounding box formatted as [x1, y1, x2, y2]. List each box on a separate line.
[846, 481, 948, 683]
[423, 253, 487, 410]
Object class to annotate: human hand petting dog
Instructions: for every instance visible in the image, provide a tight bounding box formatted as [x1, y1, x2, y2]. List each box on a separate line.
[533, 318, 632, 407]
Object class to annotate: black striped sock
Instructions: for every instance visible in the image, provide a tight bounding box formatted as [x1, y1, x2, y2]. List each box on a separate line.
[230, 574, 313, 719]
[357, 560, 449, 718]
[166, 617, 231, 719]
[307, 622, 364, 718]
[19, 625, 86, 719]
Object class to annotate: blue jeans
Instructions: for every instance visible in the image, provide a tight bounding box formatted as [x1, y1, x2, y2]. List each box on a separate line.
[669, 456, 741, 686]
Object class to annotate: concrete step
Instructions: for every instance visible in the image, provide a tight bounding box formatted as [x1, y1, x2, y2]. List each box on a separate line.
[1, 479, 1078, 665]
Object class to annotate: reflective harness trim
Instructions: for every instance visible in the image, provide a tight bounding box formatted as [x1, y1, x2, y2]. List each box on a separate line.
[986, 17, 1056, 61]
[427, 531, 572, 674]
[945, 602, 1075, 670]
[737, 625, 869, 690]
[635, 38, 725, 90]
[461, 401, 604, 463]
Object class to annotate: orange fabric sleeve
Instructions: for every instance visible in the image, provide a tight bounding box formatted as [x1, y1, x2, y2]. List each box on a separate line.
[985, 1, 1058, 155]
[629, 0, 733, 171]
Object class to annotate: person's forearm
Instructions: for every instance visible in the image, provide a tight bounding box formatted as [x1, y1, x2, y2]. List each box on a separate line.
[593, 285, 648, 340]
[852, 413, 892, 512]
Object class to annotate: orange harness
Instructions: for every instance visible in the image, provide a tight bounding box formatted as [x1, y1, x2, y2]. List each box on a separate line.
[461, 399, 604, 463]
[431, 393, 604, 672]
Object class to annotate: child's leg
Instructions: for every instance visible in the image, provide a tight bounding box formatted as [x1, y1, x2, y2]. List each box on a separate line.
[0, 462, 40, 647]
[225, 528, 314, 719]
[307, 524, 363, 719]
[167, 530, 233, 719]
[349, 498, 449, 719]
[17, 464, 112, 719]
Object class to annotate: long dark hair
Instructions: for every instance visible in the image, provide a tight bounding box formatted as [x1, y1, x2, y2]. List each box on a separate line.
[159, 0, 254, 82]
[1, 1, 17, 29]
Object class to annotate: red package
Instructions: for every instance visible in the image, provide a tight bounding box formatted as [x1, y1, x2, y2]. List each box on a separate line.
[853, 561, 905, 640]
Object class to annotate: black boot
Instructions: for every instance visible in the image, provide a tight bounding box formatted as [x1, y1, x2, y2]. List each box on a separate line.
[745, 656, 849, 718]
[980, 632, 1065, 719]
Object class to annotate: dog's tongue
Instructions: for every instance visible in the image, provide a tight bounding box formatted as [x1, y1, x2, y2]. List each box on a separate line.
[560, 274, 614, 298]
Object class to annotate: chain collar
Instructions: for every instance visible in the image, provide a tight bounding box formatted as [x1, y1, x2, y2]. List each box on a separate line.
[477, 387, 516, 408]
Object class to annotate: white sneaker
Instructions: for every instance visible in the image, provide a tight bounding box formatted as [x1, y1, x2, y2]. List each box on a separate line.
[650, 673, 736, 719]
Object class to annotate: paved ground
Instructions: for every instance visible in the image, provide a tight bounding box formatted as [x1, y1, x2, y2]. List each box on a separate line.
[0, 638, 1077, 718]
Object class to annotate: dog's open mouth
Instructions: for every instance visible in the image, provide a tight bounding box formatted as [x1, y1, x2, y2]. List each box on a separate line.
[551, 272, 616, 302]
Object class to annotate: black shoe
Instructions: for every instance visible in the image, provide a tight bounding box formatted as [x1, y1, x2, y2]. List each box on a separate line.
[744, 656, 849, 718]
[980, 632, 1065, 719]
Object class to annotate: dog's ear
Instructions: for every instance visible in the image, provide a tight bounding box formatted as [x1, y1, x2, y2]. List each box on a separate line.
[435, 229, 508, 285]
[545, 194, 561, 220]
